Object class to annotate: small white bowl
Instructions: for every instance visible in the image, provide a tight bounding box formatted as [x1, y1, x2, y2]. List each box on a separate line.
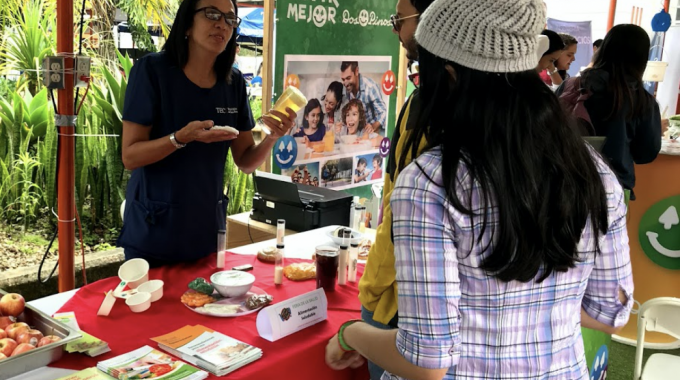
[118, 259, 149, 289]
[325, 227, 363, 246]
[340, 135, 358, 144]
[137, 280, 164, 302]
[125, 292, 151, 313]
[210, 270, 256, 298]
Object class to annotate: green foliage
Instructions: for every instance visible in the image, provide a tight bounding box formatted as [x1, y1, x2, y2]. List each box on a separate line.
[0, 0, 56, 95]
[224, 150, 254, 216]
[0, 78, 17, 100]
[249, 97, 262, 122]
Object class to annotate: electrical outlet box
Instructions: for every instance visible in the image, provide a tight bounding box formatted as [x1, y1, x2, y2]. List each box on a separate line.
[43, 56, 65, 89]
[74, 56, 91, 88]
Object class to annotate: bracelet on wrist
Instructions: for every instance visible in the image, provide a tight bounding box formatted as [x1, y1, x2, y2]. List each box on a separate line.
[337, 319, 363, 352]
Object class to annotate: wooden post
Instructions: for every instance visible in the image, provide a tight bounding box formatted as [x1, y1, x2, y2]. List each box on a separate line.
[260, 0, 275, 173]
[57, 0, 76, 292]
[631, 6, 637, 24]
[607, 0, 617, 31]
[637, 8, 643, 26]
[396, 46, 408, 117]
[664, 0, 670, 12]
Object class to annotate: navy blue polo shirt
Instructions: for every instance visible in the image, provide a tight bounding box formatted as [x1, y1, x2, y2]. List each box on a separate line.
[118, 52, 254, 263]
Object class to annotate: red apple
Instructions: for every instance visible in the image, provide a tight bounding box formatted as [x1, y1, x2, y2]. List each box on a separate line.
[0, 293, 25, 318]
[5, 322, 29, 340]
[16, 329, 43, 346]
[11, 343, 35, 356]
[0, 338, 17, 357]
[37, 335, 61, 347]
[0, 330, 5, 339]
[0, 352, 6, 360]
[0, 316, 14, 330]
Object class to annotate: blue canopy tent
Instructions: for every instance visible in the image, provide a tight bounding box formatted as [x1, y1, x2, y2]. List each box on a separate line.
[237, 8, 269, 48]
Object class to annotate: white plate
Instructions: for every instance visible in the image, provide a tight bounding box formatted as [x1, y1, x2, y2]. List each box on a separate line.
[183, 286, 270, 317]
[325, 227, 363, 246]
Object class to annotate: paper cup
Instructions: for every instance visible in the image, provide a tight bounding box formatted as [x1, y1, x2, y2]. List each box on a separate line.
[118, 258, 149, 289]
[125, 292, 151, 313]
[137, 280, 164, 302]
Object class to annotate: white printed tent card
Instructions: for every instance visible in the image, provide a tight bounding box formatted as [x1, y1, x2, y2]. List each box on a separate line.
[256, 288, 327, 342]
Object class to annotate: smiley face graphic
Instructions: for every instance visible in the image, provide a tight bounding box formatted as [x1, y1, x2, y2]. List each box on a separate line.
[274, 135, 297, 170]
[381, 70, 396, 96]
[284, 74, 300, 90]
[589, 345, 608, 380]
[639, 195, 680, 270]
[358, 10, 369, 27]
[312, 5, 327, 28]
[379, 137, 391, 158]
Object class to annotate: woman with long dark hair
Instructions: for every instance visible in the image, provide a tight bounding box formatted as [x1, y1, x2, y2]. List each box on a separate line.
[577, 24, 662, 200]
[118, 0, 297, 265]
[326, 0, 633, 378]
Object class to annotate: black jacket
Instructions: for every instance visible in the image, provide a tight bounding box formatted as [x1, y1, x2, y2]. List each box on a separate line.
[561, 70, 661, 198]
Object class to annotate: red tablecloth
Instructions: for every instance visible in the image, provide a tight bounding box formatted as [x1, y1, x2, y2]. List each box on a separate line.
[51, 252, 369, 380]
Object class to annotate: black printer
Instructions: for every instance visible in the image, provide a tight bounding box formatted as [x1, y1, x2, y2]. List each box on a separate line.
[251, 175, 352, 232]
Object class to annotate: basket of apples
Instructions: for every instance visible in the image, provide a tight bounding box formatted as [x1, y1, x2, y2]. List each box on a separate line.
[0, 290, 81, 380]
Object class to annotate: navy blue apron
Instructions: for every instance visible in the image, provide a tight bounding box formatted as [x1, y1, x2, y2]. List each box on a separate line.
[117, 52, 254, 264]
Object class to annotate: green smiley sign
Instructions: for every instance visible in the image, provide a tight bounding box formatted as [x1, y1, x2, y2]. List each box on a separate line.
[639, 195, 680, 270]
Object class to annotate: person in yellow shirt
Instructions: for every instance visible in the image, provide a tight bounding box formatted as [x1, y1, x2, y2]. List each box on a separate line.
[357, 0, 434, 378]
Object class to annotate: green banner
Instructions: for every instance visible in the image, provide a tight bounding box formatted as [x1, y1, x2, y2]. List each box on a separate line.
[273, 0, 401, 200]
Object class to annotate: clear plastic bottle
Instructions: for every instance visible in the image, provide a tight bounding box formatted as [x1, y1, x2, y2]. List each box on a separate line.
[358, 206, 367, 233]
[348, 242, 359, 283]
[338, 229, 350, 286]
[217, 229, 226, 269]
[274, 244, 285, 285]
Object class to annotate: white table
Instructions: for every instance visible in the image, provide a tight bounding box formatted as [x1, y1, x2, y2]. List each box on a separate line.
[13, 226, 373, 380]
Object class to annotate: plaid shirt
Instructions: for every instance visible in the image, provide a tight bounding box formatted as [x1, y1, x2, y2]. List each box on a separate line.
[347, 74, 387, 129]
[387, 149, 634, 380]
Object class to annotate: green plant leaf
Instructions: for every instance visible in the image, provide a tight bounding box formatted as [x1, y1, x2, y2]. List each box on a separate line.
[28, 88, 47, 114]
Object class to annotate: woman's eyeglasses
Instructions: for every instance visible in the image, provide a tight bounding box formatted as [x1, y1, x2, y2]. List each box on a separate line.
[389, 14, 419, 33]
[196, 7, 241, 28]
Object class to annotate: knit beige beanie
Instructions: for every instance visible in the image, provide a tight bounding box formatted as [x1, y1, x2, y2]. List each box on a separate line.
[415, 0, 546, 73]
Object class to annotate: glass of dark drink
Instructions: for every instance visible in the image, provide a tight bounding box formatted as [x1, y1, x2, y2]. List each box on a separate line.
[315, 245, 339, 292]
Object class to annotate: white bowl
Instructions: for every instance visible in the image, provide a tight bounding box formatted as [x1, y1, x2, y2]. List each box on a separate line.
[125, 292, 151, 313]
[137, 280, 164, 302]
[325, 227, 363, 246]
[211, 270, 256, 298]
[340, 135, 358, 144]
[118, 259, 149, 289]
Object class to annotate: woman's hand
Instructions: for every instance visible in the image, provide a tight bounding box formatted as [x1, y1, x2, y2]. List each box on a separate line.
[176, 120, 239, 144]
[262, 107, 297, 138]
[325, 334, 365, 371]
[334, 122, 343, 134]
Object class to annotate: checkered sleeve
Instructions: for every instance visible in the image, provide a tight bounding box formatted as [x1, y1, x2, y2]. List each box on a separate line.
[391, 153, 461, 370]
[582, 169, 634, 328]
[366, 81, 387, 129]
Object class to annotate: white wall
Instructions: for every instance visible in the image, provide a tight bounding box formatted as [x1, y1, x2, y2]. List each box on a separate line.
[545, 0, 667, 40]
[656, 25, 680, 115]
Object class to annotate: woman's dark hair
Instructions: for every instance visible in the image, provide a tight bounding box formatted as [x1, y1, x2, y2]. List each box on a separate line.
[400, 46, 609, 283]
[582, 24, 651, 120]
[302, 98, 324, 129]
[542, 29, 565, 56]
[342, 99, 366, 133]
[559, 33, 578, 48]
[322, 81, 344, 112]
[593, 39, 603, 48]
[163, 0, 239, 84]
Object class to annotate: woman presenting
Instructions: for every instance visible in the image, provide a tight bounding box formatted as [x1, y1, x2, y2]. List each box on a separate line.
[118, 0, 295, 265]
